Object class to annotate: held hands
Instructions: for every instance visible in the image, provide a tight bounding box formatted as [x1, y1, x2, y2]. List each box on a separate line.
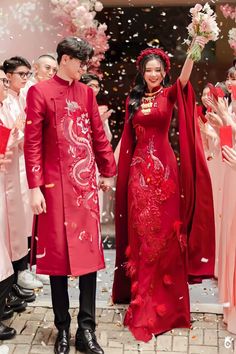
[98, 176, 115, 192]
[30, 187, 46, 215]
[222, 146, 236, 170]
[98, 105, 113, 124]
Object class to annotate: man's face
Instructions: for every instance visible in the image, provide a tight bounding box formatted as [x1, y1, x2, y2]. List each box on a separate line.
[0, 70, 9, 103]
[34, 57, 57, 82]
[6, 65, 32, 93]
[62, 55, 88, 81]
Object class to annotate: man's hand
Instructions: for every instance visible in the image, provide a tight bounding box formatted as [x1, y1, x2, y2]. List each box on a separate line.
[0, 150, 13, 171]
[30, 187, 46, 215]
[98, 176, 115, 192]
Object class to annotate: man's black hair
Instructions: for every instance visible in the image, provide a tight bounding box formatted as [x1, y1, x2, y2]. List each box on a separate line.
[56, 36, 94, 64]
[37, 54, 56, 61]
[3, 56, 31, 73]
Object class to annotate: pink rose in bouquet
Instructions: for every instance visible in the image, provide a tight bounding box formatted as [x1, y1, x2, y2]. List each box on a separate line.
[186, 2, 220, 62]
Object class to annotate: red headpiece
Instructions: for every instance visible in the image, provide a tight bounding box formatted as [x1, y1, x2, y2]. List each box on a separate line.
[136, 48, 171, 73]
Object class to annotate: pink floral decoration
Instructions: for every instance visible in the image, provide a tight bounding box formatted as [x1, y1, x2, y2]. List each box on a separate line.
[50, 0, 109, 76]
[228, 28, 236, 56]
[220, 4, 236, 22]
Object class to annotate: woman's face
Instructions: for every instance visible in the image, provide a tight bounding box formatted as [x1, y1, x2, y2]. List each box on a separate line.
[226, 71, 236, 93]
[143, 59, 165, 92]
[201, 87, 211, 108]
[87, 79, 100, 96]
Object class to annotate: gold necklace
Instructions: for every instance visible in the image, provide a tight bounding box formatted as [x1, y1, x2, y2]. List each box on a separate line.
[141, 87, 163, 115]
[144, 87, 162, 97]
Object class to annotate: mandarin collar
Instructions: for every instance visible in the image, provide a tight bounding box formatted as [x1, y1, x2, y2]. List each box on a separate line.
[53, 75, 74, 86]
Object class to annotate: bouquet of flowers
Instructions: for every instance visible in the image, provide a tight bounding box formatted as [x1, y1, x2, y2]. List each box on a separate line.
[186, 3, 220, 62]
[228, 28, 236, 56]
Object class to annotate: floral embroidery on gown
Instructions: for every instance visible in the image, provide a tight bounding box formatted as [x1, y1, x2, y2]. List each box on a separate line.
[124, 84, 190, 342]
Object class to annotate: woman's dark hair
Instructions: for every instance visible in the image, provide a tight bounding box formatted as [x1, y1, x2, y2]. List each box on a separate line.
[80, 73, 101, 86]
[225, 67, 236, 104]
[56, 36, 94, 64]
[128, 54, 170, 120]
[3, 56, 31, 73]
[227, 66, 236, 79]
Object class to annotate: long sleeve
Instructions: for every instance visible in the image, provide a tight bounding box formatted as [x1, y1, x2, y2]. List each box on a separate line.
[24, 85, 45, 188]
[88, 88, 116, 177]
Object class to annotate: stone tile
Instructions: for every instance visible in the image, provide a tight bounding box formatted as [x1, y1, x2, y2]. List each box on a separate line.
[32, 326, 53, 345]
[0, 344, 15, 354]
[124, 343, 139, 351]
[139, 338, 156, 350]
[28, 313, 45, 322]
[99, 330, 108, 347]
[99, 309, 115, 323]
[104, 349, 123, 354]
[29, 345, 55, 354]
[189, 345, 218, 354]
[3, 335, 33, 345]
[204, 329, 218, 346]
[10, 319, 27, 335]
[156, 335, 172, 351]
[44, 310, 54, 322]
[189, 328, 204, 345]
[192, 321, 218, 330]
[172, 336, 188, 351]
[33, 307, 48, 314]
[108, 340, 123, 348]
[22, 321, 40, 336]
[219, 338, 234, 354]
[12, 344, 31, 354]
[47, 328, 57, 346]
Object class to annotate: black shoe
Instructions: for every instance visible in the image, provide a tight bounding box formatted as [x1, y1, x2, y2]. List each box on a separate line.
[0, 321, 16, 340]
[12, 284, 36, 302]
[0, 306, 14, 320]
[6, 292, 27, 312]
[75, 329, 104, 354]
[54, 329, 70, 354]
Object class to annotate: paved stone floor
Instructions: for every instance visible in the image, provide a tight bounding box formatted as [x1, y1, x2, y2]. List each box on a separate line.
[0, 307, 236, 354]
[0, 250, 233, 353]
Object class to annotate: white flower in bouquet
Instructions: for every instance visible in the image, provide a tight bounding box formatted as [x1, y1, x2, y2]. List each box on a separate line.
[186, 3, 220, 62]
[228, 28, 236, 56]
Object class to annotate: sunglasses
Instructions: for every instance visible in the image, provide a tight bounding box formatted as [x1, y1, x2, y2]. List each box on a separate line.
[0, 78, 10, 87]
[11, 71, 33, 79]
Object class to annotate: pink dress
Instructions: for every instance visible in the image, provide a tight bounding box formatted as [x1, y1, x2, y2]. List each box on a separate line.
[1, 90, 33, 237]
[218, 163, 236, 334]
[0, 116, 28, 263]
[0, 170, 14, 282]
[200, 121, 226, 277]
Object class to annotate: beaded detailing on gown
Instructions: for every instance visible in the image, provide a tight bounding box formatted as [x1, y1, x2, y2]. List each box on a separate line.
[141, 88, 163, 115]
